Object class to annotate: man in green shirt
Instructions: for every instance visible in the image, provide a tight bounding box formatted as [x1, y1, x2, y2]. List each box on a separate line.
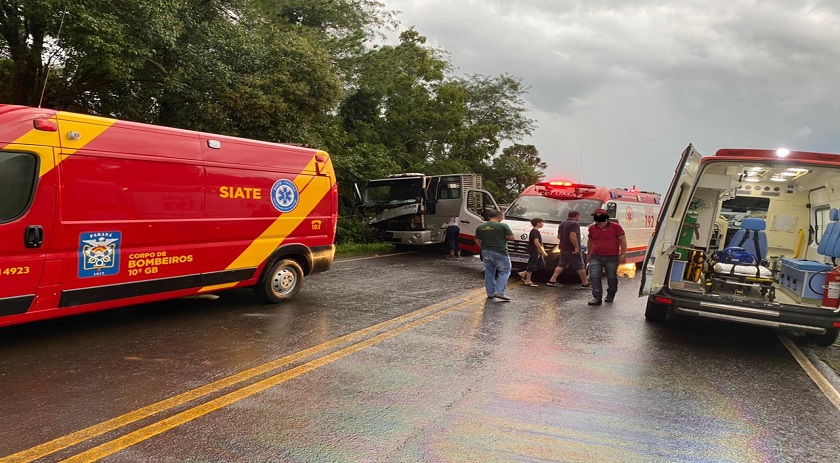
[475, 209, 515, 301]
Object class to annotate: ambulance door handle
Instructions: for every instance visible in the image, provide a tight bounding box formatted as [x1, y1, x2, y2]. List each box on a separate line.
[24, 225, 44, 248]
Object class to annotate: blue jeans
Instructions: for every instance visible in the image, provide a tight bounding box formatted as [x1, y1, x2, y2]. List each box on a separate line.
[446, 225, 460, 251]
[482, 250, 511, 297]
[588, 254, 619, 300]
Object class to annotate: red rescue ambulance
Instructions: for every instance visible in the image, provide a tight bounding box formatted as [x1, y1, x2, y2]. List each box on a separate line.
[503, 181, 661, 269]
[0, 105, 337, 327]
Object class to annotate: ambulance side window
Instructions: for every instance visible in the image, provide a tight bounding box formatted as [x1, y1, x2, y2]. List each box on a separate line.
[814, 206, 830, 245]
[606, 202, 617, 218]
[0, 151, 38, 223]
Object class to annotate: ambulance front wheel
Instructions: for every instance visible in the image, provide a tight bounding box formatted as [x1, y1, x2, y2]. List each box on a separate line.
[255, 259, 304, 303]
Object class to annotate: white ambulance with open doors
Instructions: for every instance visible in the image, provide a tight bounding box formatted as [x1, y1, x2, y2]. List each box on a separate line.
[640, 145, 840, 346]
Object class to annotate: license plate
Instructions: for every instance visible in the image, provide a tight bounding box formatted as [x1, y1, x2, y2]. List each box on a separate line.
[510, 254, 529, 263]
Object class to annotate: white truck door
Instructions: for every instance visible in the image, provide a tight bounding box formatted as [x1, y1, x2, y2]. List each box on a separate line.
[639, 144, 703, 296]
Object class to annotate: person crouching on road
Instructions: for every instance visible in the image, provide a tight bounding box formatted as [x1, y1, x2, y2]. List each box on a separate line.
[518, 217, 547, 286]
[586, 208, 627, 306]
[475, 209, 515, 301]
[445, 216, 461, 258]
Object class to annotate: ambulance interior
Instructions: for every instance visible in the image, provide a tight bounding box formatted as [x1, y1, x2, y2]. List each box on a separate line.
[668, 161, 840, 308]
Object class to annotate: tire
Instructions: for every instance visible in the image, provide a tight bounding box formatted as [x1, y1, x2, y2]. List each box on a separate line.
[645, 298, 669, 322]
[254, 258, 304, 303]
[809, 328, 839, 347]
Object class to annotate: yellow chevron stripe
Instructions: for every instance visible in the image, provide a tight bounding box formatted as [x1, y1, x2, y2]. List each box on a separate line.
[198, 155, 335, 292]
[54, 112, 117, 163]
[7, 112, 117, 177]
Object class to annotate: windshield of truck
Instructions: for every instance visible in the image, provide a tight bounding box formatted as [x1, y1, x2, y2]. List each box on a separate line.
[362, 178, 424, 207]
[504, 196, 602, 225]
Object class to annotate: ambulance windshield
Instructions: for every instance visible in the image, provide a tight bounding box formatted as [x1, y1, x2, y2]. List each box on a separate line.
[505, 196, 602, 225]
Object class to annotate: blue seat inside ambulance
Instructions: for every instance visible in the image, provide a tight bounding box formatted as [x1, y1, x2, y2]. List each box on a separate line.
[817, 208, 840, 261]
[727, 217, 768, 263]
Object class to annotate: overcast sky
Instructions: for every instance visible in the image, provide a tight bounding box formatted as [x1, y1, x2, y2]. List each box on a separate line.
[381, 0, 840, 194]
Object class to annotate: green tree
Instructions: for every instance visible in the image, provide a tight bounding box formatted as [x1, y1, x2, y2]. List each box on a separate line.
[483, 144, 546, 203]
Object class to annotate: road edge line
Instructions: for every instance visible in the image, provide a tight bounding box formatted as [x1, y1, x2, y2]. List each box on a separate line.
[778, 334, 840, 411]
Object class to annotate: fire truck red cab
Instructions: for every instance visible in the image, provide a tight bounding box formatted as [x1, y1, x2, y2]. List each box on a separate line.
[0, 105, 337, 327]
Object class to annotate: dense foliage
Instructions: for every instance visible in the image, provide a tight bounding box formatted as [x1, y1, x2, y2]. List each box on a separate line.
[1, 0, 546, 237]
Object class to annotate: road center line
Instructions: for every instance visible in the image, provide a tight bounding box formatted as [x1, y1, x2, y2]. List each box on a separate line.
[778, 334, 840, 411]
[59, 295, 487, 463]
[0, 288, 485, 463]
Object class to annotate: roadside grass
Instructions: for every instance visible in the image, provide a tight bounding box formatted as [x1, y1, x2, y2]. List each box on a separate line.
[335, 242, 396, 258]
[814, 340, 840, 374]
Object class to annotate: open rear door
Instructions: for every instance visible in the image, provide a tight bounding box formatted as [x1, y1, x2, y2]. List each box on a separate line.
[640, 144, 703, 296]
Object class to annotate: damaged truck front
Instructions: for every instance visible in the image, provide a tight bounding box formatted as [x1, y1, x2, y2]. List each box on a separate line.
[358, 173, 500, 253]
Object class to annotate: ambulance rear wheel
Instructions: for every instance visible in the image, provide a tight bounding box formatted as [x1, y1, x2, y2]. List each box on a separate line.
[808, 328, 839, 347]
[255, 259, 303, 303]
[645, 299, 668, 322]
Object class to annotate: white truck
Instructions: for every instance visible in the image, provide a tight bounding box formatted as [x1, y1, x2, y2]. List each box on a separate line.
[358, 173, 500, 253]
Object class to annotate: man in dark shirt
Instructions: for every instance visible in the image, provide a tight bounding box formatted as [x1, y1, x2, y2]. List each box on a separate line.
[475, 209, 515, 301]
[587, 208, 627, 305]
[546, 211, 590, 288]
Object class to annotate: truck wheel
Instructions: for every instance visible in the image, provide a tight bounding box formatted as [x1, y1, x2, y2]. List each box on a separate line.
[809, 328, 839, 347]
[645, 299, 668, 322]
[254, 259, 304, 303]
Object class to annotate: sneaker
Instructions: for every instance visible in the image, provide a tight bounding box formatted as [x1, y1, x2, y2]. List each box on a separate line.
[587, 299, 602, 306]
[494, 294, 511, 301]
[546, 281, 559, 287]
[580, 284, 591, 289]
[604, 296, 615, 302]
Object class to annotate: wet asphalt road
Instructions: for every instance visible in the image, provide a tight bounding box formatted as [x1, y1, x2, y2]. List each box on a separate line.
[1, 251, 840, 463]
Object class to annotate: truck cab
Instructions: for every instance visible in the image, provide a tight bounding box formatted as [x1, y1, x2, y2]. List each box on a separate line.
[641, 145, 840, 346]
[359, 173, 499, 253]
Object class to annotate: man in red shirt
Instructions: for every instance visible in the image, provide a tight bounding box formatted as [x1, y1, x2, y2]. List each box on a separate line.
[586, 208, 627, 305]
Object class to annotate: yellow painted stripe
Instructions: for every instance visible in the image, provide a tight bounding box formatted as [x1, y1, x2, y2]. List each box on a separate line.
[59, 294, 486, 463]
[7, 112, 117, 178]
[199, 156, 335, 291]
[0, 287, 485, 463]
[197, 283, 239, 293]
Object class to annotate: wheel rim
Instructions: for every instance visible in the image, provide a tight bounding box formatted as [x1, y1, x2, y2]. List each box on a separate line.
[270, 266, 298, 297]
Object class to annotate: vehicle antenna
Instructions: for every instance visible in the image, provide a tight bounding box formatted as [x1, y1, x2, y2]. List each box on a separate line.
[38, 8, 68, 109]
[578, 148, 584, 183]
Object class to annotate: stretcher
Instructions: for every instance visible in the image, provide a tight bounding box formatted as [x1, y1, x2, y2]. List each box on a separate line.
[704, 255, 776, 302]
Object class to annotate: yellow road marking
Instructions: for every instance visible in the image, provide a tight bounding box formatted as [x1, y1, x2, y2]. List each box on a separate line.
[778, 334, 840, 411]
[0, 288, 485, 463]
[60, 294, 486, 463]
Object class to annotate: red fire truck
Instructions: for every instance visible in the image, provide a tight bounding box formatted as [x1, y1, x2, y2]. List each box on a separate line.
[0, 105, 337, 327]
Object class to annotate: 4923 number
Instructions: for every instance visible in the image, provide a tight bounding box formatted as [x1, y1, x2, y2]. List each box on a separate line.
[2, 266, 31, 276]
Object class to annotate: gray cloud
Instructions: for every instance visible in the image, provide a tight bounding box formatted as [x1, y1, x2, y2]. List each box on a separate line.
[383, 0, 840, 193]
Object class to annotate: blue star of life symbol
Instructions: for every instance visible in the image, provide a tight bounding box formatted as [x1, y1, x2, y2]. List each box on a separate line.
[270, 179, 299, 213]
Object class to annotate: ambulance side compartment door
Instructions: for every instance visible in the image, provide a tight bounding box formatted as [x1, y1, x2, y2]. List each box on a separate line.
[640, 144, 702, 296]
[0, 145, 56, 317]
